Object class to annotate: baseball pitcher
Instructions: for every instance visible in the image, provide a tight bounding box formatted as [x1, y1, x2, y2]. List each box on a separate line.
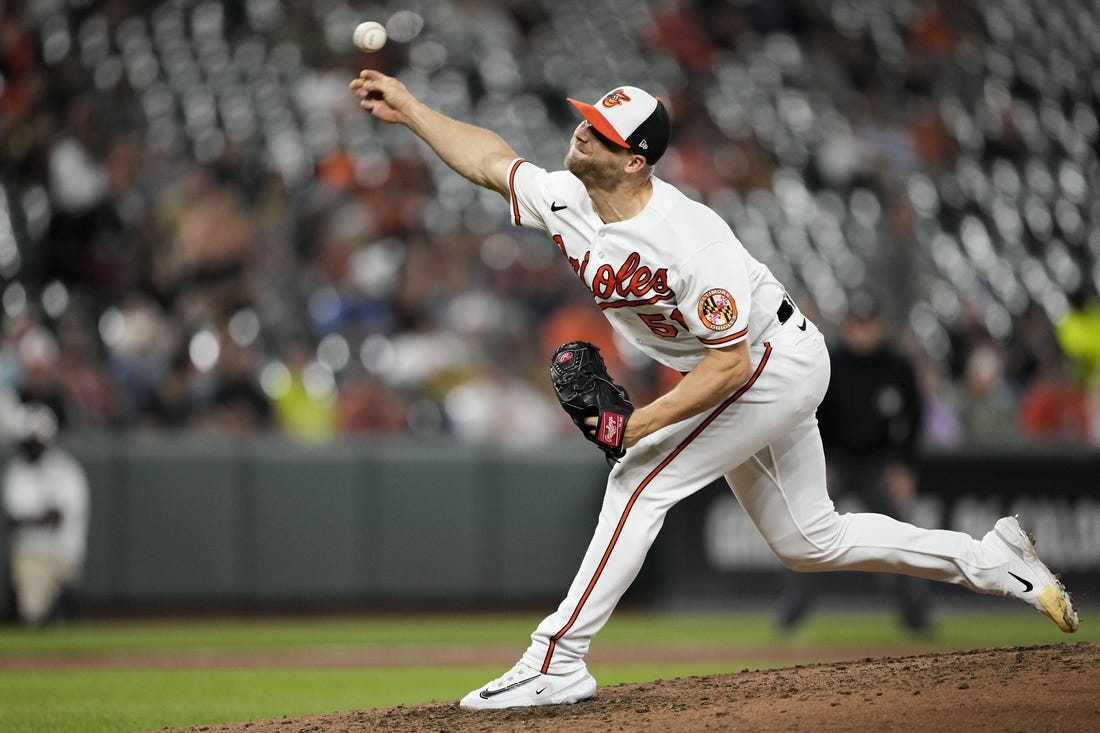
[349, 70, 1079, 710]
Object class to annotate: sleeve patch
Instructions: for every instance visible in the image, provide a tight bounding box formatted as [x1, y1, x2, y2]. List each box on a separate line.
[697, 288, 738, 331]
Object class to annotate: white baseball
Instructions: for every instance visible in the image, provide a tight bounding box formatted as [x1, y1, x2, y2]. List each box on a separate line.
[353, 21, 386, 52]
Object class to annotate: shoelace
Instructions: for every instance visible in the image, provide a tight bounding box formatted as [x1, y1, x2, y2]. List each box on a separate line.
[495, 663, 533, 686]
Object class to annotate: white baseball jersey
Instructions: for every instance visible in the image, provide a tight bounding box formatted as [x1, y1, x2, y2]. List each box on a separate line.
[3, 448, 90, 566]
[506, 159, 786, 373]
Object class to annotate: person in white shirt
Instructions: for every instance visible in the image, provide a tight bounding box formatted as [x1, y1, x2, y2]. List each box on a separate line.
[349, 69, 1079, 709]
[3, 404, 89, 625]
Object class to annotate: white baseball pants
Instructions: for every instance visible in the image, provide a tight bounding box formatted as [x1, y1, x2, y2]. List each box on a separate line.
[9, 548, 78, 625]
[523, 320, 1010, 674]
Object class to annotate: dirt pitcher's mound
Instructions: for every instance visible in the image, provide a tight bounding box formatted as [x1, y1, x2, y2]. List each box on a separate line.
[167, 642, 1098, 733]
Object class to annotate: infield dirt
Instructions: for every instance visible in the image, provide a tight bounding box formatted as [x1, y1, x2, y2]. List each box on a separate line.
[160, 642, 1098, 733]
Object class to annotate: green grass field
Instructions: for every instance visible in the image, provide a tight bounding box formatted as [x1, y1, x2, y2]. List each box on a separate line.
[1, 605, 1095, 733]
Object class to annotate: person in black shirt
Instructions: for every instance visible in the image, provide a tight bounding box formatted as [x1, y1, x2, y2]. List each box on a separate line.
[777, 291, 932, 633]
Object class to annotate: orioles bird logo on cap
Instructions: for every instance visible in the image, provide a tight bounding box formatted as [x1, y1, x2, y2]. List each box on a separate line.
[602, 89, 632, 108]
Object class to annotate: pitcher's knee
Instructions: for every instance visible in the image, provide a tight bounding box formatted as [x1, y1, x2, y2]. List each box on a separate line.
[769, 514, 845, 572]
[774, 546, 832, 572]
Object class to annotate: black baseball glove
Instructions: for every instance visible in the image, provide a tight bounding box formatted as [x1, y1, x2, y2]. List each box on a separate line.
[550, 341, 634, 465]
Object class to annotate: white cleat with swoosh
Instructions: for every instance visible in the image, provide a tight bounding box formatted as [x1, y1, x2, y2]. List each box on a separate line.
[459, 661, 597, 709]
[987, 515, 1080, 633]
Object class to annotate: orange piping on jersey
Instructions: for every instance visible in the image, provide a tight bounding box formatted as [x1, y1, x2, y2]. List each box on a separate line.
[508, 159, 527, 226]
[699, 326, 749, 345]
[597, 295, 676, 310]
[540, 341, 774, 673]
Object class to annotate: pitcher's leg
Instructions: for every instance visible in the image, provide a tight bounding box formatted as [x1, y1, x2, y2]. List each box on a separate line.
[522, 457, 712, 674]
[727, 417, 1007, 593]
[520, 339, 821, 674]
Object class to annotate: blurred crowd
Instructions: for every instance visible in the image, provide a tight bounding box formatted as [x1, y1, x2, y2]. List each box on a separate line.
[1, 0, 1098, 449]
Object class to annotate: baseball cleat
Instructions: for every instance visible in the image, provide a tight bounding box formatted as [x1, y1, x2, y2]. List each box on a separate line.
[988, 515, 1079, 633]
[459, 661, 597, 710]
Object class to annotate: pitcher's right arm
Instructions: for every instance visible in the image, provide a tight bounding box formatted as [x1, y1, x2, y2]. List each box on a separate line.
[350, 70, 516, 198]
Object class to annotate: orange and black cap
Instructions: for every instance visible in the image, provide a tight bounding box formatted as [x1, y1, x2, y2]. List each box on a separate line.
[567, 86, 670, 165]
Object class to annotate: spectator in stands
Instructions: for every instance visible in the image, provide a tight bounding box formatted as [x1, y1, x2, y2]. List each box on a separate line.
[14, 326, 69, 429]
[1019, 355, 1092, 444]
[139, 349, 198, 430]
[1056, 286, 1100, 390]
[2, 404, 89, 626]
[54, 310, 123, 429]
[776, 292, 932, 634]
[952, 342, 1021, 447]
[199, 336, 273, 434]
[41, 93, 123, 292]
[337, 373, 410, 434]
[915, 354, 963, 449]
[1055, 286, 1100, 446]
[268, 341, 338, 442]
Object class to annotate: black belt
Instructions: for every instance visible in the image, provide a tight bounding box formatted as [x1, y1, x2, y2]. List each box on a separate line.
[777, 293, 795, 324]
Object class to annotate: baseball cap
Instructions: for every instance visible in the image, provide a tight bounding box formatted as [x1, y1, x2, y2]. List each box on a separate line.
[567, 86, 670, 165]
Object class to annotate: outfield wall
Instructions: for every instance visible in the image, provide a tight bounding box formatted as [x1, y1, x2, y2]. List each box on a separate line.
[1, 435, 1097, 613]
